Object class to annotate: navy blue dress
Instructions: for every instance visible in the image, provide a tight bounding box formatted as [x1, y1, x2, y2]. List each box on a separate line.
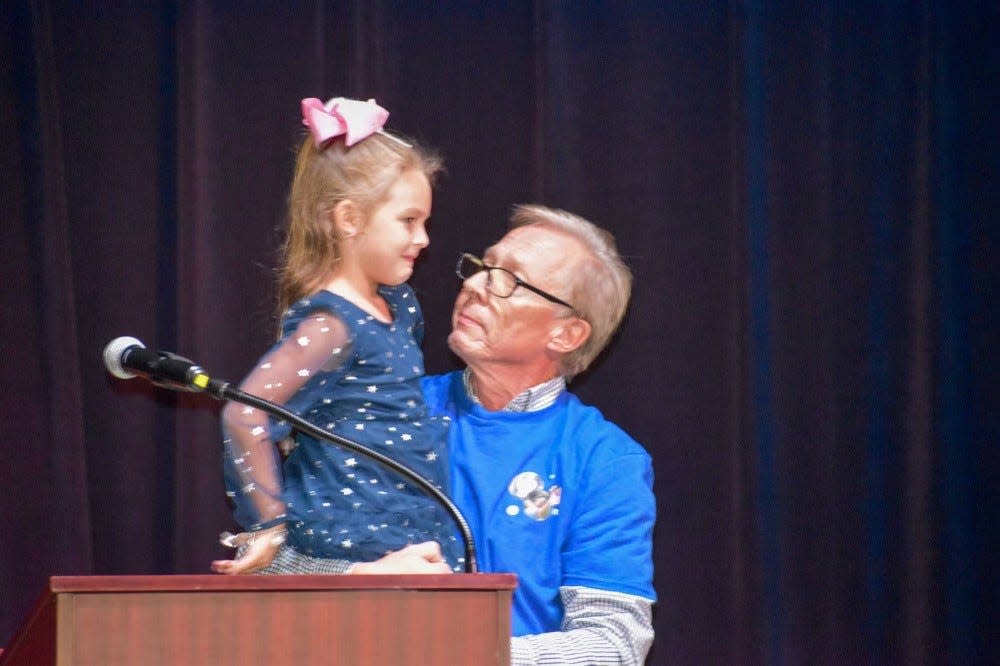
[224, 284, 461, 568]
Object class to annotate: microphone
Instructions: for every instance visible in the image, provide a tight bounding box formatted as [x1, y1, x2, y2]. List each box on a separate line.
[103, 336, 212, 391]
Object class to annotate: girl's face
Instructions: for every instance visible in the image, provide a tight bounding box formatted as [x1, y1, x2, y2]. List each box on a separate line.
[355, 169, 432, 287]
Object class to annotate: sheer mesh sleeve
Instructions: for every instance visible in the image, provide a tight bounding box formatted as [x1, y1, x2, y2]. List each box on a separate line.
[222, 310, 352, 530]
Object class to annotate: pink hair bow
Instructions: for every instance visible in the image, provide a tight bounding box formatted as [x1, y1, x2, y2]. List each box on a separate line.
[301, 97, 390, 148]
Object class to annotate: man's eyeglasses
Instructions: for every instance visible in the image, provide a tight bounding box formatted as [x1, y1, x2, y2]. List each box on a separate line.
[455, 253, 575, 311]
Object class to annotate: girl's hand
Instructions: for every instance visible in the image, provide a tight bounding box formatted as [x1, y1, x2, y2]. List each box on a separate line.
[210, 525, 287, 575]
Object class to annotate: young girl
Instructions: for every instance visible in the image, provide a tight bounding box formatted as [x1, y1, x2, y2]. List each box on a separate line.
[212, 97, 460, 575]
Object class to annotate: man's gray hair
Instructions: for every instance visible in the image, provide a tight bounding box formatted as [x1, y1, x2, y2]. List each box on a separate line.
[509, 204, 632, 378]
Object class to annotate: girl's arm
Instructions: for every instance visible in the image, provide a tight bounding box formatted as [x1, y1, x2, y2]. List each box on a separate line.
[215, 311, 351, 572]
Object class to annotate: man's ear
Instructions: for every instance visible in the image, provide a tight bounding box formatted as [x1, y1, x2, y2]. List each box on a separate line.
[547, 317, 591, 355]
[332, 200, 362, 237]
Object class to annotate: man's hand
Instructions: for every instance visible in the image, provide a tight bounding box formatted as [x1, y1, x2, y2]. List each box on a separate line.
[210, 525, 286, 575]
[350, 541, 453, 574]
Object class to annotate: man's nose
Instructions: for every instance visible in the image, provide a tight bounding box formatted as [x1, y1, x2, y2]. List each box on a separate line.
[462, 269, 491, 298]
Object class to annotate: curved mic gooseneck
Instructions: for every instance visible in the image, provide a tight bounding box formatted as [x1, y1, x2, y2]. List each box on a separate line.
[104, 336, 478, 573]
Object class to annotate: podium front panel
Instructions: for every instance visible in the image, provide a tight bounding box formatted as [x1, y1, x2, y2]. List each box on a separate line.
[2, 574, 516, 666]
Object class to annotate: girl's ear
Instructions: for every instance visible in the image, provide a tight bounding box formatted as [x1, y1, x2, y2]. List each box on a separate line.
[332, 200, 362, 237]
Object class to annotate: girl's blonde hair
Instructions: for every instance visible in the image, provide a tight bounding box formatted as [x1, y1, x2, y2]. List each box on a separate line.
[277, 132, 443, 319]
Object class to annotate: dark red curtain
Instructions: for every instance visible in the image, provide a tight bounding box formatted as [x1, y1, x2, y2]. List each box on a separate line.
[2, 2, 996, 663]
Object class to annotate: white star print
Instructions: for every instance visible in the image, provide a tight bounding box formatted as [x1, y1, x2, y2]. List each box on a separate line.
[297, 369, 310, 377]
[345, 458, 358, 467]
[341, 539, 353, 548]
[340, 488, 354, 496]
[426, 452, 438, 462]
[367, 385, 378, 393]
[297, 335, 310, 346]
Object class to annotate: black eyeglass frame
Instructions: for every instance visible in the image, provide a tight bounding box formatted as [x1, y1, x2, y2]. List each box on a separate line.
[455, 253, 576, 311]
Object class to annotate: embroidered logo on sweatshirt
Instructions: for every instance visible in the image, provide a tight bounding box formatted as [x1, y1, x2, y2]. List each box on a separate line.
[505, 471, 562, 521]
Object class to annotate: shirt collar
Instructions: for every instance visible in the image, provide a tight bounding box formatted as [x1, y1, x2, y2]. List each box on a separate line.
[462, 367, 566, 413]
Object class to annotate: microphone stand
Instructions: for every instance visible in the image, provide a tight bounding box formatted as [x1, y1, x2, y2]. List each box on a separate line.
[199, 377, 478, 573]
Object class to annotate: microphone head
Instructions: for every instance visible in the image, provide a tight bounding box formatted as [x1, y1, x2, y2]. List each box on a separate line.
[103, 336, 145, 379]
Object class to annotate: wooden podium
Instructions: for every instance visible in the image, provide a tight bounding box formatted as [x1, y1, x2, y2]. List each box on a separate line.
[0, 573, 516, 665]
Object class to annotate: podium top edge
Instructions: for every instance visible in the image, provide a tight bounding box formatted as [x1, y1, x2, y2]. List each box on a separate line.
[49, 573, 517, 593]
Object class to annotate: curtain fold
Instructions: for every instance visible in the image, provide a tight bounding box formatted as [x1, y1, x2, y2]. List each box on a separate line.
[1, 2, 995, 663]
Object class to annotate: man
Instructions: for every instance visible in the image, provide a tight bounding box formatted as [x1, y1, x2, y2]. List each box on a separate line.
[390, 205, 656, 664]
[216, 205, 656, 665]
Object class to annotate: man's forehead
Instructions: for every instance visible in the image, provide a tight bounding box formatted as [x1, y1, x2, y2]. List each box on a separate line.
[485, 225, 569, 264]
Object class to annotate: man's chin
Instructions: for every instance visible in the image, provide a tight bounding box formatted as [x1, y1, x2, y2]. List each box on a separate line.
[447, 330, 478, 360]
[446, 330, 463, 354]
